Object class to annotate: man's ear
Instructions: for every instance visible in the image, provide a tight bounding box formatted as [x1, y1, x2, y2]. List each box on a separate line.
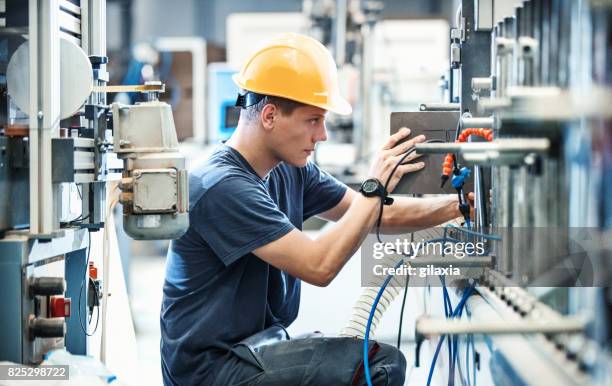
[260, 103, 277, 130]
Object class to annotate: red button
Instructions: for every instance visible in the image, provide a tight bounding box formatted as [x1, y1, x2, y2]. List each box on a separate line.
[49, 297, 71, 318]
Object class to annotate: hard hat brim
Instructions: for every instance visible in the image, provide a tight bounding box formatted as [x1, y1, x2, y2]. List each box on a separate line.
[233, 73, 353, 116]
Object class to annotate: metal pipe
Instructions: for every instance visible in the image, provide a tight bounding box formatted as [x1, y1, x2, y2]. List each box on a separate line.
[419, 102, 460, 111]
[415, 139, 549, 153]
[474, 164, 488, 228]
[356, 20, 374, 162]
[334, 0, 347, 65]
[29, 0, 60, 235]
[461, 115, 496, 128]
[416, 315, 585, 336]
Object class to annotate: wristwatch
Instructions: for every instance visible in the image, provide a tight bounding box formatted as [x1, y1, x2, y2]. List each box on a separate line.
[359, 178, 394, 205]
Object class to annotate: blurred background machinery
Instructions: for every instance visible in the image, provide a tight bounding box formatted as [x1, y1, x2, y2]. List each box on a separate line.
[0, 1, 610, 385]
[0, 0, 188, 382]
[387, 1, 612, 385]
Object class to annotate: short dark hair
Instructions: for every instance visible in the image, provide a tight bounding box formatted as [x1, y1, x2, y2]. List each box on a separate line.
[240, 94, 306, 122]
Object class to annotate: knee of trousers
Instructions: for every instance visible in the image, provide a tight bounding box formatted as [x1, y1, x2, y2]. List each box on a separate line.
[372, 343, 407, 386]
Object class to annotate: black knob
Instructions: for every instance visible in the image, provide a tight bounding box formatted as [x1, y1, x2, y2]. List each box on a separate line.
[88, 55, 108, 69]
[29, 317, 66, 339]
[29, 277, 65, 297]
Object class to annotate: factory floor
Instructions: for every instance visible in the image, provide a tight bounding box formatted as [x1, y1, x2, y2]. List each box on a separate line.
[128, 239, 433, 386]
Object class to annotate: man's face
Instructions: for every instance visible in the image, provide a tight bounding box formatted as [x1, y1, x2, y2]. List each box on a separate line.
[268, 105, 328, 167]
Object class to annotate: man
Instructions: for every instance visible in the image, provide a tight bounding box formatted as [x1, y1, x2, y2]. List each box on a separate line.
[161, 33, 463, 385]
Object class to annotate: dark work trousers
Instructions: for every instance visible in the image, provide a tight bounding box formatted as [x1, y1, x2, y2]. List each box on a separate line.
[213, 333, 407, 386]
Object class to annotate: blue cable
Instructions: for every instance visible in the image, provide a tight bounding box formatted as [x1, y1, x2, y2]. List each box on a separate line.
[364, 259, 404, 386]
[363, 234, 480, 385]
[426, 286, 474, 386]
[450, 296, 468, 386]
[472, 334, 476, 386]
[461, 334, 476, 386]
[465, 305, 475, 386]
[441, 277, 454, 385]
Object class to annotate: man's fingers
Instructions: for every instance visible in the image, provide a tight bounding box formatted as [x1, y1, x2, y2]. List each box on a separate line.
[382, 127, 411, 150]
[388, 134, 427, 156]
[467, 192, 475, 203]
[398, 162, 425, 174]
[395, 151, 423, 165]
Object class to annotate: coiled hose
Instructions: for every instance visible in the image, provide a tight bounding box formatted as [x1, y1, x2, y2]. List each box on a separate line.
[340, 255, 406, 338]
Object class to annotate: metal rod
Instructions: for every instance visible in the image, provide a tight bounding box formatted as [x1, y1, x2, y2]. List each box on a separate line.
[461, 115, 496, 128]
[29, 0, 60, 235]
[416, 315, 585, 336]
[414, 139, 550, 154]
[93, 84, 165, 93]
[334, 0, 347, 65]
[419, 102, 460, 111]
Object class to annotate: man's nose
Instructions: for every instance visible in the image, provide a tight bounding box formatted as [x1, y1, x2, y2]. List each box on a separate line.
[314, 121, 328, 143]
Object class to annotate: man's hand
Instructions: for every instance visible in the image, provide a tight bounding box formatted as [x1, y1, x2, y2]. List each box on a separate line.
[453, 192, 476, 219]
[368, 127, 426, 193]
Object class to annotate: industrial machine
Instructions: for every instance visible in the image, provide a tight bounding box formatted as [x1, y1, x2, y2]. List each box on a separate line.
[340, 1, 612, 385]
[0, 0, 188, 367]
[207, 62, 240, 143]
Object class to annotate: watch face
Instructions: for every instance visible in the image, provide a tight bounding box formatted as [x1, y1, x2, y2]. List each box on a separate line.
[363, 180, 378, 193]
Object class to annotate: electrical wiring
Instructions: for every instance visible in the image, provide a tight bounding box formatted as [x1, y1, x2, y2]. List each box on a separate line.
[437, 246, 475, 386]
[363, 241, 459, 383]
[471, 334, 476, 386]
[375, 139, 446, 243]
[64, 184, 89, 225]
[464, 333, 476, 386]
[77, 231, 99, 336]
[441, 128, 493, 187]
[465, 334, 472, 386]
[440, 275, 454, 384]
[450, 292, 469, 386]
[464, 306, 476, 386]
[396, 224, 415, 350]
[364, 259, 404, 386]
[426, 285, 474, 386]
[396, 271, 410, 350]
[365, 138, 462, 385]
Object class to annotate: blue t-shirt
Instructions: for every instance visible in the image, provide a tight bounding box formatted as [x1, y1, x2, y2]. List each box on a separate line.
[160, 145, 347, 385]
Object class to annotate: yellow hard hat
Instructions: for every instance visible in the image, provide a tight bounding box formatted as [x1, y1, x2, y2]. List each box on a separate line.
[232, 33, 352, 115]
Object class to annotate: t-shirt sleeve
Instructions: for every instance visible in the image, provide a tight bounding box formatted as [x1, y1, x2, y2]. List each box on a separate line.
[302, 161, 348, 220]
[191, 176, 295, 266]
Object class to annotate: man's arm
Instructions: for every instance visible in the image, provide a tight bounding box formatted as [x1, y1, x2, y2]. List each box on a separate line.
[253, 194, 379, 287]
[318, 188, 461, 233]
[254, 128, 425, 287]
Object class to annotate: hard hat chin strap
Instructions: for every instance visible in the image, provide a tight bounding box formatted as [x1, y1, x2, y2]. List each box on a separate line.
[235, 92, 266, 108]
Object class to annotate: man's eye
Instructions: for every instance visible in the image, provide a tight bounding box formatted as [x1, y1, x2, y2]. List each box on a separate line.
[310, 118, 319, 125]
